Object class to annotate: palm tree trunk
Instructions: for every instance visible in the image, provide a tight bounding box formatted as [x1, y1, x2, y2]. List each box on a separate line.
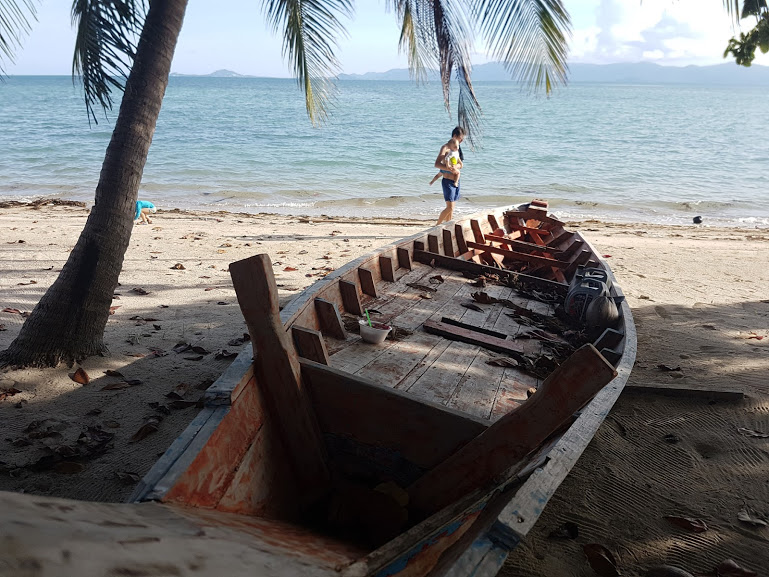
[0, 0, 188, 368]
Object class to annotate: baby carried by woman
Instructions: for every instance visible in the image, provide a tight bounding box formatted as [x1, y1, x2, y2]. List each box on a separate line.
[429, 137, 462, 185]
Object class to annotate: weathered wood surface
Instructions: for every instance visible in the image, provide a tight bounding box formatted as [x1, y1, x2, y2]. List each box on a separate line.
[504, 208, 562, 228]
[439, 317, 508, 340]
[470, 219, 485, 243]
[484, 233, 559, 254]
[358, 267, 378, 298]
[412, 250, 569, 295]
[408, 344, 618, 515]
[342, 487, 494, 577]
[465, 241, 569, 269]
[423, 319, 526, 356]
[428, 234, 440, 254]
[0, 492, 360, 577]
[379, 255, 396, 282]
[397, 247, 412, 270]
[339, 279, 364, 316]
[292, 326, 330, 365]
[558, 238, 585, 259]
[443, 228, 455, 257]
[314, 298, 347, 340]
[301, 359, 487, 472]
[230, 255, 330, 505]
[455, 223, 469, 254]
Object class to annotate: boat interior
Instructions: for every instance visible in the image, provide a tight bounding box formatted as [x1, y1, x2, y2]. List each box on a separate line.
[128, 201, 634, 576]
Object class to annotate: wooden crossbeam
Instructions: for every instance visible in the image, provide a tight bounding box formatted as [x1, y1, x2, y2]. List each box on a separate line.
[423, 319, 524, 356]
[507, 222, 553, 236]
[427, 234, 440, 254]
[484, 233, 561, 255]
[470, 219, 485, 243]
[440, 317, 508, 340]
[339, 279, 363, 316]
[565, 250, 592, 278]
[358, 267, 378, 298]
[379, 255, 395, 282]
[466, 240, 569, 269]
[412, 249, 569, 295]
[314, 298, 347, 340]
[455, 224, 469, 254]
[397, 247, 412, 271]
[504, 209, 563, 228]
[487, 214, 500, 231]
[292, 326, 330, 365]
[442, 229, 454, 257]
[546, 230, 575, 248]
[559, 239, 585, 260]
[518, 226, 567, 284]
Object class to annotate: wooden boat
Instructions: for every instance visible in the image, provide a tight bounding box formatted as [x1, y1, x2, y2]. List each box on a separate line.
[0, 200, 636, 577]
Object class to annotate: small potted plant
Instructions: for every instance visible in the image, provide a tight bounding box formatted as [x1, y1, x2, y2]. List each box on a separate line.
[359, 310, 391, 344]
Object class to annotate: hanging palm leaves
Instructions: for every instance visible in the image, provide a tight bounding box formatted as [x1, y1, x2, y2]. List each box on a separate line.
[262, 0, 354, 124]
[0, 0, 37, 74]
[71, 0, 147, 121]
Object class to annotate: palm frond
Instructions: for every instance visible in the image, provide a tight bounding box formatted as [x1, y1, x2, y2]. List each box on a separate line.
[432, 0, 481, 147]
[0, 0, 37, 74]
[387, 0, 437, 83]
[71, 0, 147, 122]
[262, 0, 353, 125]
[474, 0, 571, 94]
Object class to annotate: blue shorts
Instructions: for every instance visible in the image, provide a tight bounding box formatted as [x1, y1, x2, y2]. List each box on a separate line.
[441, 177, 460, 202]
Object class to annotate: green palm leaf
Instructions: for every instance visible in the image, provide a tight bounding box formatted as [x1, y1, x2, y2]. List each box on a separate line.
[388, 0, 481, 146]
[474, 0, 571, 93]
[0, 0, 37, 74]
[433, 0, 481, 144]
[388, 0, 438, 83]
[71, 0, 146, 122]
[262, 0, 353, 125]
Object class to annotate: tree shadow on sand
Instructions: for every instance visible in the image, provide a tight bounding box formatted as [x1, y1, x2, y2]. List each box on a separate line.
[1, 296, 767, 575]
[504, 299, 769, 576]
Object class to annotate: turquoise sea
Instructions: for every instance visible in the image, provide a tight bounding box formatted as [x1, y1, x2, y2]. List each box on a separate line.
[1, 75, 767, 226]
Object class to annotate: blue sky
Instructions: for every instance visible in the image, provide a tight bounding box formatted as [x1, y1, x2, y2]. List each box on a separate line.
[7, 0, 767, 76]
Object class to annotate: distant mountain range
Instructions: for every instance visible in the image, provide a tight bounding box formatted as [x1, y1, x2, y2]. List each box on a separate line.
[170, 69, 255, 78]
[338, 61, 769, 85]
[168, 62, 769, 85]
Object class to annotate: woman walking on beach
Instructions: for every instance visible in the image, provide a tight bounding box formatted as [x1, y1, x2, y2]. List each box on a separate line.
[435, 127, 466, 224]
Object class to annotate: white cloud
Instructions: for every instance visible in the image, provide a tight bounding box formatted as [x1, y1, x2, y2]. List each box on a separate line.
[567, 0, 769, 66]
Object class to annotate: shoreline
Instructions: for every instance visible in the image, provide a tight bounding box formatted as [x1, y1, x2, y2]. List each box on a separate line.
[1, 203, 768, 574]
[3, 198, 768, 233]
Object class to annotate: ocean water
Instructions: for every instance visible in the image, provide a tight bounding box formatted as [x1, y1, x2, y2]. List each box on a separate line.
[1, 75, 767, 227]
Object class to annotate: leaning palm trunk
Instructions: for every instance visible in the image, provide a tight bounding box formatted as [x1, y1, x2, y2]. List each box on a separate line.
[0, 0, 188, 367]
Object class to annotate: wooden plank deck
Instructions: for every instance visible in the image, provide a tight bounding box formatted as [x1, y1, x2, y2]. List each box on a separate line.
[326, 261, 551, 422]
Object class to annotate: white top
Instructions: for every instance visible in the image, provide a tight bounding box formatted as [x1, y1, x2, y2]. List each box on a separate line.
[445, 150, 460, 167]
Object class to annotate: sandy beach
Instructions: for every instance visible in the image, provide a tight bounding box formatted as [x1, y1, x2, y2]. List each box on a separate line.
[1, 203, 768, 575]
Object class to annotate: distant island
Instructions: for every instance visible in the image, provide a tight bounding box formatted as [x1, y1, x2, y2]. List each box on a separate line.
[338, 61, 769, 85]
[170, 69, 256, 78]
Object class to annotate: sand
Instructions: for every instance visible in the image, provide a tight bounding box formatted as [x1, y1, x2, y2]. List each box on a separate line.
[1, 204, 768, 575]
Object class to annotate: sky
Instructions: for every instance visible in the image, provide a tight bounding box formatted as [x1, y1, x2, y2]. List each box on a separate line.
[5, 0, 768, 76]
